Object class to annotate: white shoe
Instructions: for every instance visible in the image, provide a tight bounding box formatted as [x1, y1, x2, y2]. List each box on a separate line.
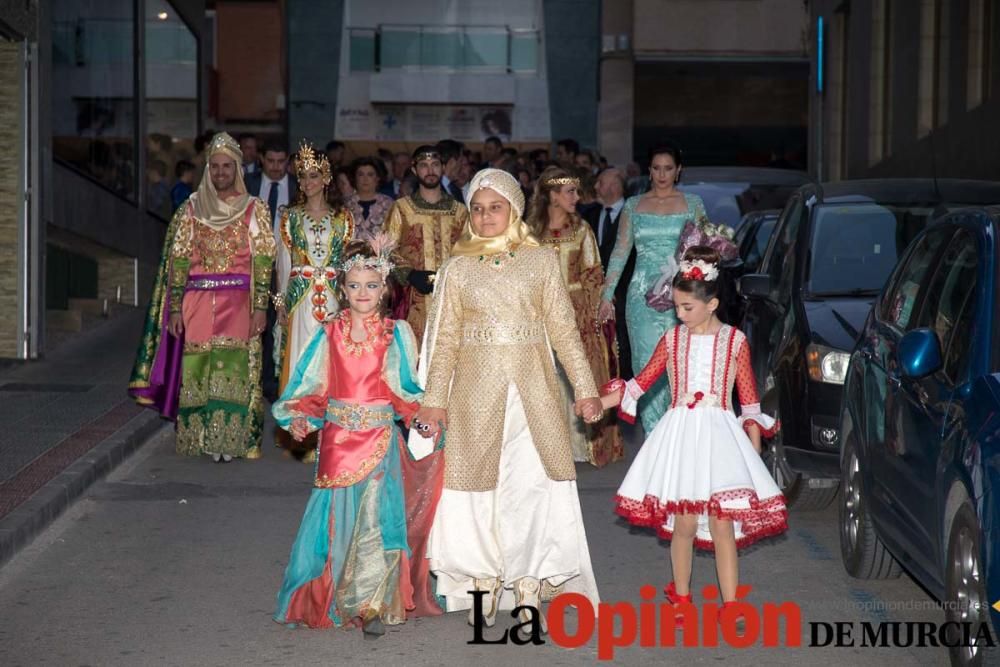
[210, 453, 222, 463]
[467, 577, 502, 627]
[222, 454, 233, 462]
[514, 577, 547, 634]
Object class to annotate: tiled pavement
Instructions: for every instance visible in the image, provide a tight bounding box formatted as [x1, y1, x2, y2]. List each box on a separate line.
[0, 309, 165, 564]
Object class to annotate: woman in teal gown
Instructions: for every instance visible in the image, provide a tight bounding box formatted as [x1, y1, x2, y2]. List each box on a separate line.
[598, 143, 708, 435]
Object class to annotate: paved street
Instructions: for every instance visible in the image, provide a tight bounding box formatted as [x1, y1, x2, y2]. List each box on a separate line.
[0, 411, 951, 666]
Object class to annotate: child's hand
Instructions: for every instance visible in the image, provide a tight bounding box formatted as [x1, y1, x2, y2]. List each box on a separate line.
[290, 418, 310, 442]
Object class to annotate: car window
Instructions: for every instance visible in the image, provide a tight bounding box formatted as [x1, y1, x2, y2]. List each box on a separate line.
[805, 204, 934, 296]
[915, 231, 979, 383]
[743, 218, 777, 271]
[882, 226, 953, 330]
[765, 196, 805, 285]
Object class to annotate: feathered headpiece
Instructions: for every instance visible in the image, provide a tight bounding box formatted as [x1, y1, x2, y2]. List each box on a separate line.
[341, 232, 396, 280]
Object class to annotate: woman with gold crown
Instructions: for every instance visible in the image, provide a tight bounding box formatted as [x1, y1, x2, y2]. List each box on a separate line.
[411, 168, 602, 631]
[527, 165, 623, 468]
[272, 141, 355, 461]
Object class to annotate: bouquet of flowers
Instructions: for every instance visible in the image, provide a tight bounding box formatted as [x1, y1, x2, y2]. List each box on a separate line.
[645, 218, 739, 312]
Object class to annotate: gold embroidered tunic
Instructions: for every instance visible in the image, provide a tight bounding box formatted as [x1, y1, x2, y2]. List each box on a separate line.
[421, 246, 599, 491]
[384, 194, 469, 345]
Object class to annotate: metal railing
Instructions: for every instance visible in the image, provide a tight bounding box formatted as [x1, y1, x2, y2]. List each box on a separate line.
[348, 24, 539, 74]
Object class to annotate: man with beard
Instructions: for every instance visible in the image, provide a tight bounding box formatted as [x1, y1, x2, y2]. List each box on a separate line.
[385, 145, 469, 346]
[129, 132, 275, 461]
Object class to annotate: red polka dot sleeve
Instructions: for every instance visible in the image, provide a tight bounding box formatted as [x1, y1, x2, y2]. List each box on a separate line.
[635, 334, 669, 392]
[735, 338, 780, 438]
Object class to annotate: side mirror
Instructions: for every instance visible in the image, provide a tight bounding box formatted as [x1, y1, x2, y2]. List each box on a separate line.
[898, 328, 942, 378]
[739, 273, 771, 300]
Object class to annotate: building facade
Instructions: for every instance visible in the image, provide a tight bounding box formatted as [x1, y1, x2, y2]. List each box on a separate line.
[0, 0, 204, 359]
[599, 0, 811, 167]
[811, 0, 1000, 182]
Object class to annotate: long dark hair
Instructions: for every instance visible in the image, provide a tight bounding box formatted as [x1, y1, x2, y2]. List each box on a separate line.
[526, 165, 582, 237]
[648, 141, 684, 183]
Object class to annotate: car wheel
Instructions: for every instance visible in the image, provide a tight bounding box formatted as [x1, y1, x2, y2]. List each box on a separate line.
[945, 504, 999, 667]
[761, 404, 838, 511]
[839, 439, 901, 579]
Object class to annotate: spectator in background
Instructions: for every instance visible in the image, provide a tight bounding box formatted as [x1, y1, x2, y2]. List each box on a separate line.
[147, 159, 171, 219]
[500, 147, 518, 164]
[399, 172, 420, 199]
[246, 141, 298, 235]
[575, 149, 597, 175]
[239, 133, 260, 176]
[344, 156, 394, 240]
[598, 155, 609, 171]
[377, 148, 394, 185]
[325, 140, 345, 170]
[334, 165, 355, 199]
[436, 139, 466, 203]
[171, 160, 196, 210]
[556, 138, 580, 167]
[379, 151, 412, 199]
[481, 135, 503, 169]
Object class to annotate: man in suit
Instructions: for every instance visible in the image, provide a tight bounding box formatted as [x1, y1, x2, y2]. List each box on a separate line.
[238, 133, 260, 176]
[436, 139, 466, 204]
[243, 139, 297, 402]
[584, 167, 634, 377]
[378, 152, 412, 199]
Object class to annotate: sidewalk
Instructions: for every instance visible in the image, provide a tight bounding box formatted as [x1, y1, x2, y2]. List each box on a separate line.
[0, 309, 165, 565]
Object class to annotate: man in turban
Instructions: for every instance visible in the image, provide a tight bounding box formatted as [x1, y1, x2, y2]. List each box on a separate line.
[129, 132, 276, 461]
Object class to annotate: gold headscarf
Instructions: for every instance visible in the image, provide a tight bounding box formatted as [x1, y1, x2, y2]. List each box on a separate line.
[188, 132, 252, 231]
[452, 168, 539, 257]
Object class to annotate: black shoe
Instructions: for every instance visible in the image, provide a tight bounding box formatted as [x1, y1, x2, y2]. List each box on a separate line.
[362, 617, 385, 639]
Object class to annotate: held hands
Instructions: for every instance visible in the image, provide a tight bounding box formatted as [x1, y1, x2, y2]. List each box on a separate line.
[250, 310, 267, 337]
[277, 305, 288, 327]
[168, 313, 184, 338]
[413, 406, 447, 438]
[597, 300, 615, 323]
[574, 397, 605, 424]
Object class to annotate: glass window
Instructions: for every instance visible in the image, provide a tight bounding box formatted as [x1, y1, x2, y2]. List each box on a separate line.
[52, 0, 136, 200]
[144, 0, 198, 220]
[915, 231, 979, 382]
[510, 32, 538, 72]
[765, 196, 805, 296]
[743, 217, 777, 271]
[348, 29, 376, 72]
[881, 226, 953, 331]
[805, 203, 935, 296]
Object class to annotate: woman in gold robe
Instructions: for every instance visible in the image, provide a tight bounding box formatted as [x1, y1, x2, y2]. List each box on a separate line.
[528, 166, 623, 468]
[412, 168, 603, 629]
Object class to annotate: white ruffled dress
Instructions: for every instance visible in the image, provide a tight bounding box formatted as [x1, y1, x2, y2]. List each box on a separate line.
[613, 324, 788, 550]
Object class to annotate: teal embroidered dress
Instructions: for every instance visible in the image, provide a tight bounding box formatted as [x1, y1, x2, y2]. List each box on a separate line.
[601, 193, 708, 434]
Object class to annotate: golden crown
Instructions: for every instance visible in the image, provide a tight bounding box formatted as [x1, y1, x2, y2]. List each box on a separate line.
[294, 140, 332, 181]
[544, 176, 580, 187]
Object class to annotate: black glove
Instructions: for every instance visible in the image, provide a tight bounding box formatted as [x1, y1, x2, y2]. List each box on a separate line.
[408, 270, 436, 295]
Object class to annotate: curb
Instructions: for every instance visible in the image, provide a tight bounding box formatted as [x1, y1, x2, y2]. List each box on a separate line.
[0, 411, 167, 568]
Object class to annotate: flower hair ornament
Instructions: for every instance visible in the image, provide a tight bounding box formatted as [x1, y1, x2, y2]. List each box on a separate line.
[678, 259, 719, 282]
[341, 232, 396, 281]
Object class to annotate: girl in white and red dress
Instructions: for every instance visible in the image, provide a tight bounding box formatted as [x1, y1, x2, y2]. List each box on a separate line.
[600, 245, 787, 615]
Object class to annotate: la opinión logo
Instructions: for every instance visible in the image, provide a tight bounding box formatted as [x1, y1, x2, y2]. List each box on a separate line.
[468, 585, 998, 659]
[468, 584, 801, 659]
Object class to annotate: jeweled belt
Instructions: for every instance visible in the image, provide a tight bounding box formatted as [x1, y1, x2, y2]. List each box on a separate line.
[462, 321, 544, 345]
[186, 273, 250, 291]
[289, 266, 337, 280]
[326, 399, 395, 431]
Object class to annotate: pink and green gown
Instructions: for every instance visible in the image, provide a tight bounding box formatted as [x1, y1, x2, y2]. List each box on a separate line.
[272, 312, 444, 628]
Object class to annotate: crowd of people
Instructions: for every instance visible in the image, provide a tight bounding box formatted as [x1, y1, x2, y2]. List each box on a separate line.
[127, 130, 788, 641]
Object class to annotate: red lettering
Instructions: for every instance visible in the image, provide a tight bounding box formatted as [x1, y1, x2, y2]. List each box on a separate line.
[597, 602, 637, 660]
[547, 593, 594, 649]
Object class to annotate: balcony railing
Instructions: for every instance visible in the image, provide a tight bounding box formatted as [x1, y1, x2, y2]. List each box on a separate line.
[348, 24, 539, 74]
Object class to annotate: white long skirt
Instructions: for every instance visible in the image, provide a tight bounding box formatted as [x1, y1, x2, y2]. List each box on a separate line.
[428, 383, 600, 612]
